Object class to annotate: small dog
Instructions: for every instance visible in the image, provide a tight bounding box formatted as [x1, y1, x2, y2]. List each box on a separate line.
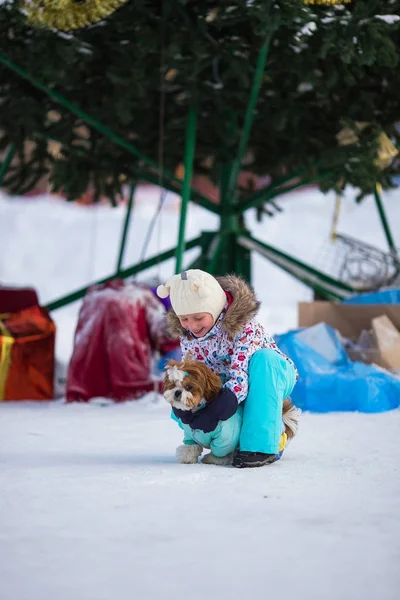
[163, 357, 221, 412]
[163, 356, 300, 465]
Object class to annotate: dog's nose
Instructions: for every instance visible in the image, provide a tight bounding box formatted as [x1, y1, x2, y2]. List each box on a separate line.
[174, 389, 182, 399]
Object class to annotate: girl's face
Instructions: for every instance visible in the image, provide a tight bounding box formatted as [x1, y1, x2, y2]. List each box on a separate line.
[178, 312, 214, 337]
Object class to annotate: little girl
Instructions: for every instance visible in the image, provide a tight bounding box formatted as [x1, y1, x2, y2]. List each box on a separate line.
[157, 269, 298, 468]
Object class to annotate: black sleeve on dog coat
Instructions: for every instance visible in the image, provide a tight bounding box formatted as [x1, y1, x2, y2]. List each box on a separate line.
[173, 388, 238, 434]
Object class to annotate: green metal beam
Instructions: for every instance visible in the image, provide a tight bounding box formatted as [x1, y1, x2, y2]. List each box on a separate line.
[45, 236, 202, 312]
[184, 252, 204, 271]
[137, 169, 219, 215]
[205, 234, 223, 274]
[34, 128, 219, 214]
[0, 144, 16, 186]
[116, 183, 136, 275]
[229, 29, 275, 200]
[236, 145, 355, 216]
[238, 233, 357, 301]
[374, 184, 398, 256]
[236, 171, 335, 215]
[0, 52, 216, 213]
[176, 103, 198, 273]
[236, 168, 306, 213]
[0, 51, 158, 169]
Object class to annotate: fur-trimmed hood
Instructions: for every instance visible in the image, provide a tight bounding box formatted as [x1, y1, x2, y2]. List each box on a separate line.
[167, 274, 261, 340]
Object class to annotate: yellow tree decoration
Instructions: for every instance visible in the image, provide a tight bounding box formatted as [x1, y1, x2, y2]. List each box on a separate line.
[375, 132, 399, 170]
[24, 0, 354, 32]
[304, 1, 352, 5]
[337, 122, 399, 170]
[24, 0, 129, 31]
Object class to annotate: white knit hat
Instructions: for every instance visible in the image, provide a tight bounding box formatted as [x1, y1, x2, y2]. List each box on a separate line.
[157, 269, 226, 323]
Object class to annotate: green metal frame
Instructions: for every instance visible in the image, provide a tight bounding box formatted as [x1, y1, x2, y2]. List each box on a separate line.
[45, 236, 202, 311]
[175, 103, 197, 273]
[116, 182, 136, 276]
[237, 233, 357, 301]
[373, 184, 398, 257]
[0, 37, 397, 312]
[0, 144, 16, 186]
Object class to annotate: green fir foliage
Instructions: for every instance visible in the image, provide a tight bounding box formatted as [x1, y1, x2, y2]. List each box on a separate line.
[0, 0, 399, 203]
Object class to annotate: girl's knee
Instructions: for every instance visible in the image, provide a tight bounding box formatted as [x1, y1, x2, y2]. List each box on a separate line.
[250, 349, 297, 396]
[251, 348, 285, 369]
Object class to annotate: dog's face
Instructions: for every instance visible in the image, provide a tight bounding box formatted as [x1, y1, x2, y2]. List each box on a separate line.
[163, 357, 221, 411]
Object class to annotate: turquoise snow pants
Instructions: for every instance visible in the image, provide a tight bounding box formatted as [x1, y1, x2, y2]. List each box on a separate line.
[240, 349, 297, 454]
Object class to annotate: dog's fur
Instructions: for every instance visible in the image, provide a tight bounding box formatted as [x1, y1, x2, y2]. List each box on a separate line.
[163, 356, 300, 465]
[163, 356, 221, 411]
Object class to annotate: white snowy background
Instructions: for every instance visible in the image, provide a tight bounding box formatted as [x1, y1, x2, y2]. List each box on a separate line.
[1, 185, 400, 600]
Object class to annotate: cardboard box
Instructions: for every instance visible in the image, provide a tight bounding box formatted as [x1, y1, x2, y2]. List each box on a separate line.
[298, 301, 400, 370]
[371, 315, 400, 370]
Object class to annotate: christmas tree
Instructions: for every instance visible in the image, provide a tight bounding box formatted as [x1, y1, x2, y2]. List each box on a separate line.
[0, 0, 399, 200]
[0, 0, 399, 291]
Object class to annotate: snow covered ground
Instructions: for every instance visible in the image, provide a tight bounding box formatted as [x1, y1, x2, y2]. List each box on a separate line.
[1, 399, 399, 600]
[1, 185, 400, 599]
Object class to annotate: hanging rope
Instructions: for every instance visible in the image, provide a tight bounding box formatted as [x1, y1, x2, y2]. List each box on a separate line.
[155, 2, 168, 284]
[135, 1, 169, 273]
[140, 1, 169, 399]
[138, 189, 168, 265]
[84, 197, 99, 283]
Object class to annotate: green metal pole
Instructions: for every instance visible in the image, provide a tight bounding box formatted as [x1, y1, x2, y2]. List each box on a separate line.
[0, 144, 16, 186]
[228, 29, 275, 200]
[45, 236, 202, 312]
[374, 184, 397, 256]
[236, 170, 335, 215]
[238, 233, 356, 300]
[116, 183, 136, 275]
[0, 51, 156, 167]
[35, 128, 219, 214]
[213, 162, 236, 274]
[175, 103, 198, 273]
[206, 234, 224, 274]
[0, 52, 212, 210]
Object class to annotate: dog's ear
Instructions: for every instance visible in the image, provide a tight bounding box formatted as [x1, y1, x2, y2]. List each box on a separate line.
[165, 358, 180, 370]
[202, 366, 222, 403]
[186, 361, 221, 403]
[164, 359, 180, 386]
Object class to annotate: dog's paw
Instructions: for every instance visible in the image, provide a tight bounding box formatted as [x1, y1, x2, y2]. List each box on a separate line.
[176, 444, 203, 464]
[201, 452, 234, 466]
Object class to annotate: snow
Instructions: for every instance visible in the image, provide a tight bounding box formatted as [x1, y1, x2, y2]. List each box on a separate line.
[297, 82, 314, 93]
[375, 15, 400, 25]
[0, 399, 399, 600]
[299, 22, 317, 37]
[2, 185, 399, 363]
[1, 184, 400, 599]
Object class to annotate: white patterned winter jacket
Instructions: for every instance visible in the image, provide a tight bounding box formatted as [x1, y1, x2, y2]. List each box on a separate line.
[167, 275, 297, 403]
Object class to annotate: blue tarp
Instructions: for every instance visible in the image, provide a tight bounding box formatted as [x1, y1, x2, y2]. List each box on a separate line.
[276, 323, 400, 414]
[343, 288, 400, 305]
[275, 289, 400, 413]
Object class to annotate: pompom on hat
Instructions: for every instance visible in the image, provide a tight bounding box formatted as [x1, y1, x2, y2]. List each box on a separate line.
[157, 270, 226, 323]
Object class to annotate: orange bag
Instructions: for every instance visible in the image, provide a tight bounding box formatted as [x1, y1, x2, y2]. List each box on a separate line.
[0, 301, 55, 401]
